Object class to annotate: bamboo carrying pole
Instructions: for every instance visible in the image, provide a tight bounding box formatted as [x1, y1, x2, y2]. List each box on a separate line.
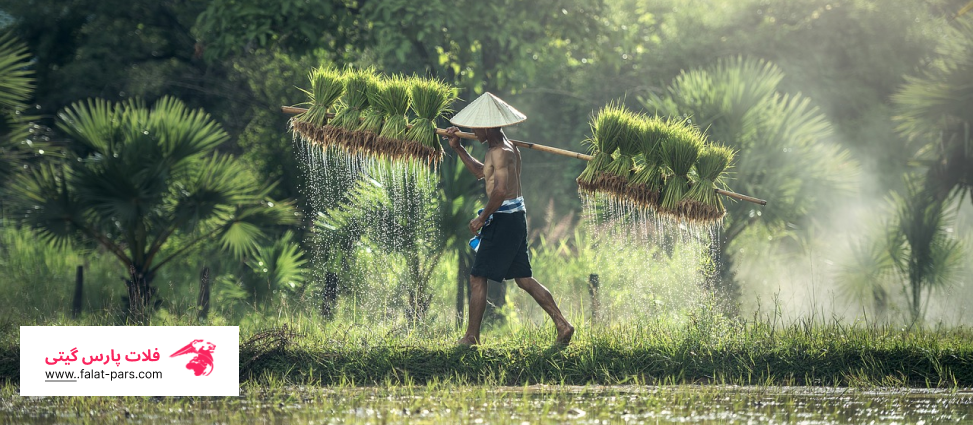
[281, 106, 768, 206]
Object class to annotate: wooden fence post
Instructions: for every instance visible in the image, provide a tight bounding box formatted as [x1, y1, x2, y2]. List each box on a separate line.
[588, 273, 600, 322]
[72, 266, 83, 319]
[197, 266, 210, 321]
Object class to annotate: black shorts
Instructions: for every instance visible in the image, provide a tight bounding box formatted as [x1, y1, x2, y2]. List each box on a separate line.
[470, 211, 532, 282]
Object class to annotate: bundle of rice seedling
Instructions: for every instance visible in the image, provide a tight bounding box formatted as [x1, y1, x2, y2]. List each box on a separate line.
[404, 77, 457, 164]
[356, 76, 387, 154]
[293, 66, 344, 144]
[577, 103, 628, 194]
[331, 68, 379, 153]
[373, 75, 412, 158]
[658, 123, 705, 217]
[685, 143, 735, 222]
[602, 112, 643, 197]
[627, 116, 672, 208]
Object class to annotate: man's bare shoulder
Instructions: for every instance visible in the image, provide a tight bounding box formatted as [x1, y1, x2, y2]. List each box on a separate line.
[487, 143, 516, 163]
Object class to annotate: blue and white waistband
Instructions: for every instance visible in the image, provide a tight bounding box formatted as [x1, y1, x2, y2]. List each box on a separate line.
[494, 196, 526, 214]
[470, 197, 526, 252]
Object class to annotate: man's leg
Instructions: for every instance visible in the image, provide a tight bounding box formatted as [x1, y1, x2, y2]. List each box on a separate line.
[513, 277, 575, 345]
[459, 275, 488, 345]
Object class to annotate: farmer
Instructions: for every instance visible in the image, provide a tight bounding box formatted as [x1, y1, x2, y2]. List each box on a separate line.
[444, 92, 575, 346]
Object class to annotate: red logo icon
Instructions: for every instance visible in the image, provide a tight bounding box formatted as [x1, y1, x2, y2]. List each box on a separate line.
[170, 340, 216, 376]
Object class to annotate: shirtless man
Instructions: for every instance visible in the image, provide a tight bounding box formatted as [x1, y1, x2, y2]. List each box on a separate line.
[443, 92, 574, 346]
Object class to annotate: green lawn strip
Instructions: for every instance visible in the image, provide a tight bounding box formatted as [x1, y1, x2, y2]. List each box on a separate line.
[235, 337, 973, 387]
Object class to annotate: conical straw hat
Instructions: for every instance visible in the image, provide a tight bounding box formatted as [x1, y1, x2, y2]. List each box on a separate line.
[449, 92, 527, 128]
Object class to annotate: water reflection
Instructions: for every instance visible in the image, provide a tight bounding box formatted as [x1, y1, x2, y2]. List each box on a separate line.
[6, 385, 972, 424]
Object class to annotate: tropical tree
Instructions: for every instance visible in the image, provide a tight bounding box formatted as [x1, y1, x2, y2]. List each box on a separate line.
[885, 15, 973, 324]
[893, 15, 973, 206]
[641, 57, 858, 303]
[13, 97, 297, 321]
[0, 31, 44, 192]
[887, 177, 966, 325]
[836, 228, 896, 323]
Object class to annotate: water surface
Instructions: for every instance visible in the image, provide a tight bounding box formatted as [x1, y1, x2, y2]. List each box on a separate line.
[4, 385, 970, 424]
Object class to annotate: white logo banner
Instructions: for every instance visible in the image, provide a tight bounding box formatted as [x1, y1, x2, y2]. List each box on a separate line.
[20, 326, 239, 396]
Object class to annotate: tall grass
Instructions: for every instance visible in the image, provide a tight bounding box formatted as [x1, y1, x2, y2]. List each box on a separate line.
[0, 226, 121, 321]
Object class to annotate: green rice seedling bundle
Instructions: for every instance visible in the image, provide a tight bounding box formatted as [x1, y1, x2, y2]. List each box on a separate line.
[602, 112, 643, 198]
[577, 103, 628, 194]
[331, 68, 379, 154]
[373, 75, 412, 159]
[357, 76, 387, 154]
[658, 123, 705, 218]
[293, 66, 344, 146]
[404, 77, 457, 165]
[685, 143, 734, 222]
[627, 116, 671, 209]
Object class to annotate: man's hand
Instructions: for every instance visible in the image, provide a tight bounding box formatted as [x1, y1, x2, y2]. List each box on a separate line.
[469, 215, 487, 235]
[444, 126, 462, 150]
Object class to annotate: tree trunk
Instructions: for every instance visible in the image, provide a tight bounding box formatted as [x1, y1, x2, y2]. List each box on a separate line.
[407, 260, 430, 321]
[321, 272, 339, 320]
[125, 265, 156, 324]
[910, 266, 922, 325]
[588, 273, 600, 322]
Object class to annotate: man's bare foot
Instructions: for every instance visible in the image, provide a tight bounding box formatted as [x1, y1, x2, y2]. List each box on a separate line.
[555, 323, 575, 346]
[457, 335, 479, 346]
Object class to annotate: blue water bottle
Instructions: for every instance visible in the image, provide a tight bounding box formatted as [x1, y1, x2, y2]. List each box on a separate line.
[468, 208, 492, 252]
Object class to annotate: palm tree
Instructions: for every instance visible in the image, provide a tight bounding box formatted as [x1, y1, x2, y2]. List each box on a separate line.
[837, 230, 895, 323]
[893, 16, 973, 206]
[641, 57, 858, 304]
[887, 177, 965, 325]
[13, 97, 297, 321]
[0, 31, 44, 192]
[888, 16, 973, 325]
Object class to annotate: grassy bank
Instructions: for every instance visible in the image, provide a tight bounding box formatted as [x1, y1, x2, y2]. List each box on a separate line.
[4, 310, 973, 388]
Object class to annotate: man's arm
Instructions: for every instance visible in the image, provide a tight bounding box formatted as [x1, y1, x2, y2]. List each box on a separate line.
[469, 148, 509, 235]
[445, 127, 484, 179]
